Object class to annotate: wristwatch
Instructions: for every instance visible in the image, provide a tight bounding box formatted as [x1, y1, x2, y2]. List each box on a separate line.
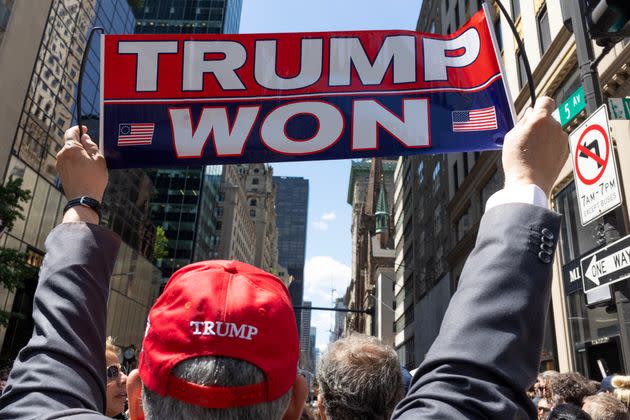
[63, 196, 102, 221]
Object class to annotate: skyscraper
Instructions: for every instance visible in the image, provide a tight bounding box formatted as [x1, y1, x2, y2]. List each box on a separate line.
[0, 0, 161, 359]
[134, 0, 244, 282]
[273, 176, 309, 336]
[133, 0, 241, 34]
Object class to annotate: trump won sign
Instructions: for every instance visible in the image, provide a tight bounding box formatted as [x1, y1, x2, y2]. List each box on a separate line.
[100, 8, 514, 169]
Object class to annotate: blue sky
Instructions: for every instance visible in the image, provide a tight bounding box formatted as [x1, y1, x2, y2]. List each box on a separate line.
[239, 0, 423, 351]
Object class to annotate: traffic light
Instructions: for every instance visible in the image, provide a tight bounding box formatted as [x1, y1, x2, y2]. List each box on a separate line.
[588, 0, 630, 44]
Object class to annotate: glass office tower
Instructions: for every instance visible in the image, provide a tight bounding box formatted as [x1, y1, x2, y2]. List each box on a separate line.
[274, 176, 309, 337]
[0, 0, 161, 360]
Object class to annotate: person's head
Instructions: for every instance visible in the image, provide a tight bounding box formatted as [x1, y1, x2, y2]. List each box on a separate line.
[316, 333, 404, 420]
[583, 393, 629, 420]
[549, 372, 597, 406]
[600, 376, 617, 394]
[539, 371, 560, 399]
[131, 260, 305, 420]
[105, 337, 127, 418]
[612, 376, 630, 408]
[548, 403, 592, 420]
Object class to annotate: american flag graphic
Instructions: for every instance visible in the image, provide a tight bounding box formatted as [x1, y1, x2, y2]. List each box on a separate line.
[452, 106, 498, 132]
[117, 123, 155, 146]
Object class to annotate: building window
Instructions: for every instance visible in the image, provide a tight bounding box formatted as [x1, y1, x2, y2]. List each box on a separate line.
[215, 207, 223, 217]
[537, 6, 551, 55]
[216, 221, 222, 230]
[250, 199, 257, 206]
[218, 192, 225, 202]
[250, 209, 256, 217]
[417, 161, 424, 184]
[494, 15, 503, 51]
[480, 170, 503, 210]
[463, 152, 469, 176]
[432, 162, 441, 181]
[511, 0, 520, 19]
[516, 49, 527, 90]
[452, 161, 459, 192]
[252, 178, 259, 185]
[455, 1, 460, 28]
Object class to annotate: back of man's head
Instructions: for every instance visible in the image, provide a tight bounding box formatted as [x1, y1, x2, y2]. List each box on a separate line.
[583, 393, 630, 420]
[138, 261, 300, 420]
[317, 334, 403, 420]
[549, 403, 593, 420]
[550, 372, 598, 406]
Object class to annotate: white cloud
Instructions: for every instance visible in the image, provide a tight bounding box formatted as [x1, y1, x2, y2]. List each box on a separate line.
[312, 220, 328, 231]
[321, 211, 336, 221]
[303, 256, 351, 352]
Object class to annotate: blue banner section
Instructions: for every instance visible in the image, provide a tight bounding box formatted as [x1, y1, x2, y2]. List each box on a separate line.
[103, 78, 512, 169]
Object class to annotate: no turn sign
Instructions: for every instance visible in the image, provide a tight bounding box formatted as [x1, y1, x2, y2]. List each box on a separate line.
[569, 105, 622, 226]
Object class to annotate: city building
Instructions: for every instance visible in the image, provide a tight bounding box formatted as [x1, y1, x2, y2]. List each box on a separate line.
[345, 158, 396, 340]
[274, 176, 309, 336]
[132, 0, 242, 34]
[300, 301, 313, 371]
[136, 0, 244, 283]
[0, 0, 162, 359]
[412, 0, 630, 377]
[329, 297, 346, 343]
[245, 163, 278, 272]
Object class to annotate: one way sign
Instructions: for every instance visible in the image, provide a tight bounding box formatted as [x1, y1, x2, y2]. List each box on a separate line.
[582, 234, 630, 292]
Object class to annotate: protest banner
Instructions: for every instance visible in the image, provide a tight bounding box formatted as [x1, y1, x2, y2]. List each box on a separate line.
[100, 8, 514, 168]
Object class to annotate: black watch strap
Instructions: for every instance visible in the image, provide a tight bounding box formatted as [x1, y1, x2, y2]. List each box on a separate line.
[63, 196, 102, 221]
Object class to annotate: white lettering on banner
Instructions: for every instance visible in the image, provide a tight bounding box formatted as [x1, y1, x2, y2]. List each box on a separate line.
[169, 106, 260, 158]
[254, 39, 323, 90]
[422, 28, 481, 82]
[261, 101, 344, 154]
[329, 36, 416, 86]
[190, 321, 259, 340]
[183, 41, 247, 91]
[352, 99, 430, 150]
[118, 41, 179, 92]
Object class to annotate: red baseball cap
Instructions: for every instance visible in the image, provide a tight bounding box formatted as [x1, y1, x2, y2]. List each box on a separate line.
[138, 260, 299, 409]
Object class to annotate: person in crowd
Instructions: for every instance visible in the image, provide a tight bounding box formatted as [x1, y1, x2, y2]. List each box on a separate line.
[549, 372, 598, 407]
[548, 404, 592, 420]
[539, 397, 553, 420]
[0, 361, 12, 394]
[0, 95, 568, 419]
[105, 337, 128, 419]
[600, 376, 617, 394]
[583, 393, 629, 420]
[539, 371, 561, 399]
[316, 334, 403, 420]
[613, 376, 630, 408]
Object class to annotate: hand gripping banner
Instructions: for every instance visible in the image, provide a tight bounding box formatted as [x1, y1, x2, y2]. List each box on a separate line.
[100, 8, 515, 169]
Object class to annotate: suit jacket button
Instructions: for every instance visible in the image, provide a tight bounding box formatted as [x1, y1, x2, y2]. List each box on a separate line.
[538, 251, 552, 264]
[541, 235, 554, 247]
[540, 242, 553, 253]
[541, 228, 554, 240]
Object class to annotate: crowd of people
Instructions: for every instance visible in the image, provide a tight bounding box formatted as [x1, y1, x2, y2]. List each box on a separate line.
[528, 371, 630, 420]
[0, 97, 581, 419]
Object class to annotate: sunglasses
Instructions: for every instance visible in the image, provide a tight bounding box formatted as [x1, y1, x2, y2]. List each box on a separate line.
[106, 365, 126, 382]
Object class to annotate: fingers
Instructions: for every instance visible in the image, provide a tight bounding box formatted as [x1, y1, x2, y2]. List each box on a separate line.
[80, 132, 100, 156]
[534, 96, 556, 115]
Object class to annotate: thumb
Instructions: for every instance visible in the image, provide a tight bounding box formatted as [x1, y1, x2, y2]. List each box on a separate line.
[534, 96, 556, 116]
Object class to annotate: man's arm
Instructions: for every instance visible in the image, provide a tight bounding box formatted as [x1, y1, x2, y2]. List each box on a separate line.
[393, 97, 569, 419]
[0, 127, 119, 419]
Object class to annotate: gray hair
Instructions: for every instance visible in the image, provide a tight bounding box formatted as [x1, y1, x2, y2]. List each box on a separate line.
[317, 334, 404, 420]
[142, 356, 291, 420]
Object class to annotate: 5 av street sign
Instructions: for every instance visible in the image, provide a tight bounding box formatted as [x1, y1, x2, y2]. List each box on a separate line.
[569, 105, 622, 226]
[582, 235, 630, 293]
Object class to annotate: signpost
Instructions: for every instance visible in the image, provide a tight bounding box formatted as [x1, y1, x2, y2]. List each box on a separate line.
[552, 86, 586, 127]
[569, 104, 622, 226]
[582, 235, 630, 293]
[608, 97, 630, 119]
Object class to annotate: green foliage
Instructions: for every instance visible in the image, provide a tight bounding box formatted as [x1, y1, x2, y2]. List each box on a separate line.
[127, 0, 145, 13]
[0, 177, 35, 327]
[0, 177, 32, 232]
[153, 226, 168, 260]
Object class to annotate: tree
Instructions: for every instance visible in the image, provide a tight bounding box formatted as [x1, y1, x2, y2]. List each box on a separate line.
[0, 178, 37, 327]
[153, 226, 168, 261]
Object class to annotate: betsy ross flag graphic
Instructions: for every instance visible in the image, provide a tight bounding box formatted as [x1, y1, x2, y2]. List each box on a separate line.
[117, 123, 155, 146]
[452, 106, 498, 132]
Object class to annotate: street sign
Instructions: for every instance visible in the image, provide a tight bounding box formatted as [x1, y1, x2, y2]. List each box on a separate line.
[557, 86, 586, 127]
[582, 235, 630, 292]
[608, 97, 630, 119]
[569, 104, 622, 226]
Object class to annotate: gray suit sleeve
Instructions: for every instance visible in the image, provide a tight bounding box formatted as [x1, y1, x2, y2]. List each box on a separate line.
[0, 223, 120, 420]
[392, 203, 562, 420]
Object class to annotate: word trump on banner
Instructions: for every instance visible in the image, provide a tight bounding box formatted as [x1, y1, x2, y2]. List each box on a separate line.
[101, 7, 515, 168]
